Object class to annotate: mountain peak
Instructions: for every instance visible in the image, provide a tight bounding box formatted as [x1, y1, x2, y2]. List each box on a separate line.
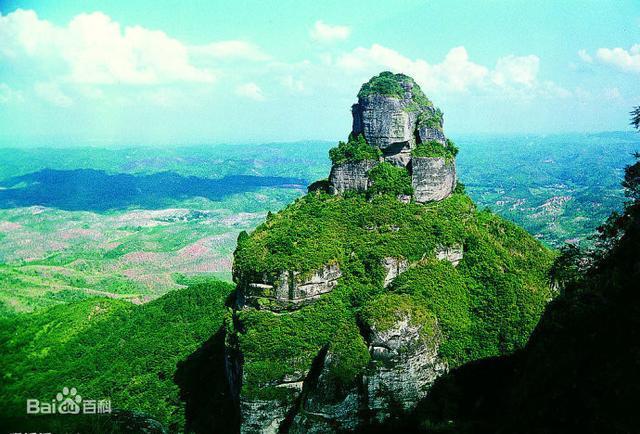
[327, 72, 457, 202]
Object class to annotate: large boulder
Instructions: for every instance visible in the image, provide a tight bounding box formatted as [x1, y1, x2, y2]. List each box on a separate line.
[417, 114, 446, 145]
[352, 94, 417, 161]
[351, 72, 440, 167]
[411, 157, 456, 203]
[364, 305, 448, 422]
[328, 160, 377, 194]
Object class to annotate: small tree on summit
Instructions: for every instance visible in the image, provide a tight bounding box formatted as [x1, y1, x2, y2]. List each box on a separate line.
[631, 106, 640, 130]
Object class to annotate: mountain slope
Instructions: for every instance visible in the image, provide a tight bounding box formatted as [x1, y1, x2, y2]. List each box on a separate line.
[385, 140, 640, 434]
[226, 72, 555, 432]
[0, 280, 234, 432]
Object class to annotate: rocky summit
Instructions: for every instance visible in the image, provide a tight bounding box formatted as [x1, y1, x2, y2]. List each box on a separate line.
[227, 71, 554, 433]
[329, 72, 457, 203]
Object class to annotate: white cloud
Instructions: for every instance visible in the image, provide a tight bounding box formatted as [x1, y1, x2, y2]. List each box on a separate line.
[337, 44, 552, 95]
[0, 9, 215, 85]
[431, 46, 488, 92]
[492, 55, 539, 87]
[310, 20, 350, 42]
[578, 49, 593, 63]
[0, 83, 23, 104]
[603, 87, 621, 100]
[596, 44, 640, 73]
[190, 40, 270, 61]
[34, 82, 73, 107]
[236, 82, 265, 100]
[281, 75, 305, 92]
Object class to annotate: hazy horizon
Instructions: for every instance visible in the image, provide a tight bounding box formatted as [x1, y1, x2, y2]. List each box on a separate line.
[0, 130, 637, 150]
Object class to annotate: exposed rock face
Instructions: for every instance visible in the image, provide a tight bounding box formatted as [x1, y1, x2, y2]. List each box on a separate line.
[435, 244, 464, 266]
[239, 368, 309, 434]
[240, 398, 291, 434]
[246, 315, 447, 433]
[365, 317, 448, 422]
[382, 257, 409, 287]
[328, 160, 377, 195]
[289, 351, 363, 433]
[352, 94, 417, 166]
[230, 73, 462, 434]
[352, 78, 443, 168]
[417, 123, 446, 144]
[411, 157, 456, 203]
[345, 72, 456, 202]
[239, 263, 342, 311]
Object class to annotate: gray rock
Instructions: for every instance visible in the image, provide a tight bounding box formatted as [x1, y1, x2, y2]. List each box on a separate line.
[289, 352, 363, 433]
[234, 294, 449, 433]
[240, 397, 292, 434]
[239, 263, 342, 311]
[239, 368, 309, 434]
[435, 244, 464, 266]
[364, 316, 448, 422]
[351, 78, 437, 167]
[382, 257, 409, 287]
[383, 141, 413, 167]
[417, 125, 446, 144]
[411, 157, 456, 203]
[352, 94, 417, 155]
[416, 110, 446, 145]
[328, 160, 378, 194]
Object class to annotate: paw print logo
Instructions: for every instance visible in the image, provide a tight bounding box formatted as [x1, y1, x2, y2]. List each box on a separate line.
[56, 386, 82, 414]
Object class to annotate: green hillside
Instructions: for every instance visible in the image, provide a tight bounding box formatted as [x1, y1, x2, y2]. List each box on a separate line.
[231, 187, 555, 403]
[377, 123, 640, 434]
[0, 280, 234, 432]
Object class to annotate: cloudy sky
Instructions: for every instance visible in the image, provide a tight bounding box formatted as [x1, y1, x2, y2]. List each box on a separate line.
[0, 0, 638, 146]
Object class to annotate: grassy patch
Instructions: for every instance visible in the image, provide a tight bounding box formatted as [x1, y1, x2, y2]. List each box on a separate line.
[412, 139, 459, 164]
[366, 162, 413, 198]
[329, 134, 381, 165]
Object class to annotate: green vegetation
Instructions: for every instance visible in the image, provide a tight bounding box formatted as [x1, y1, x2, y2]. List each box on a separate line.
[0, 133, 635, 315]
[328, 134, 381, 165]
[417, 109, 444, 131]
[357, 71, 407, 99]
[231, 189, 554, 400]
[360, 293, 438, 341]
[0, 280, 234, 432]
[412, 139, 459, 164]
[366, 162, 413, 198]
[235, 294, 369, 400]
[357, 71, 433, 110]
[391, 125, 640, 434]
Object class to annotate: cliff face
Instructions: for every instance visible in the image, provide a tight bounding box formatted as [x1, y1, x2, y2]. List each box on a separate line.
[237, 263, 342, 311]
[227, 72, 554, 434]
[328, 160, 377, 195]
[412, 157, 457, 203]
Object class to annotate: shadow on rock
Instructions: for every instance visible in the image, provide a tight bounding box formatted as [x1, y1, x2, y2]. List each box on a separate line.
[174, 327, 239, 434]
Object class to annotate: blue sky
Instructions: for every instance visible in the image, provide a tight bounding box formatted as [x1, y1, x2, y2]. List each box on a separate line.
[0, 0, 638, 146]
